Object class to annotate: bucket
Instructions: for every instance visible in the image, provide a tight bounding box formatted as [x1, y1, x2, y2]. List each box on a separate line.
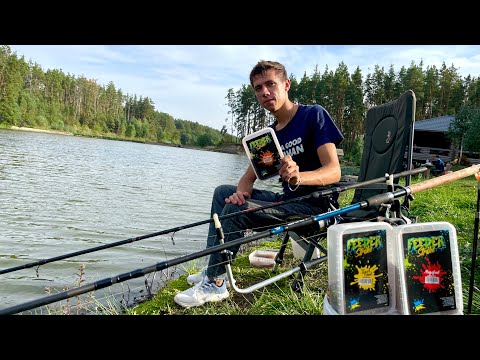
[290, 237, 321, 260]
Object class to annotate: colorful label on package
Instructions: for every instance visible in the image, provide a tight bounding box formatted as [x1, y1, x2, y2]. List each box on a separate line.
[245, 133, 282, 180]
[402, 229, 457, 314]
[343, 229, 390, 314]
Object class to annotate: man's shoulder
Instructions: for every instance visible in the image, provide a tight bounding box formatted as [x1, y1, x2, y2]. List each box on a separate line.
[298, 104, 328, 119]
[299, 104, 325, 112]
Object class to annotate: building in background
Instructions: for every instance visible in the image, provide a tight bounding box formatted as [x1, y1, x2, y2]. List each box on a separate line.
[410, 115, 479, 165]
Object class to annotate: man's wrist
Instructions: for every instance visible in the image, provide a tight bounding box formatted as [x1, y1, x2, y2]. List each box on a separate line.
[287, 176, 301, 191]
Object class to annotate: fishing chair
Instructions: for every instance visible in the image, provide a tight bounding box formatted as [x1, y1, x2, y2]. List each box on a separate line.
[224, 90, 417, 294]
[342, 89, 417, 222]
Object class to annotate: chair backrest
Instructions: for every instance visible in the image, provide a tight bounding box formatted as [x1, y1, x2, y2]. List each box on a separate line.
[350, 90, 416, 210]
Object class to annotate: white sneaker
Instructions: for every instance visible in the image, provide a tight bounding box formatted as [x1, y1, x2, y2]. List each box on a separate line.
[187, 269, 231, 288]
[180, 276, 206, 296]
[174, 279, 229, 308]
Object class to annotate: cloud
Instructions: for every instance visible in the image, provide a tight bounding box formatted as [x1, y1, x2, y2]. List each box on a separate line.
[10, 45, 480, 131]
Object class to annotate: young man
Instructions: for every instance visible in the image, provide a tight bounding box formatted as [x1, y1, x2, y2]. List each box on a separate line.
[174, 60, 344, 308]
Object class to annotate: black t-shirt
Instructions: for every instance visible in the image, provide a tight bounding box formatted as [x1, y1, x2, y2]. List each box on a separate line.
[273, 104, 344, 199]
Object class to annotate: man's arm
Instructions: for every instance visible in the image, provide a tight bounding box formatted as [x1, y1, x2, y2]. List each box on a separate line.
[304, 142, 342, 186]
[225, 165, 257, 205]
[237, 165, 257, 194]
[280, 142, 341, 186]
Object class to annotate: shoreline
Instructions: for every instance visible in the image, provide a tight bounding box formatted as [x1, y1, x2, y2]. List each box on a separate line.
[10, 126, 74, 136]
[6, 126, 244, 155]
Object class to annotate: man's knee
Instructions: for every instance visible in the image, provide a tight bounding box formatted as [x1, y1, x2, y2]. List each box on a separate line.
[214, 184, 237, 199]
[222, 202, 246, 215]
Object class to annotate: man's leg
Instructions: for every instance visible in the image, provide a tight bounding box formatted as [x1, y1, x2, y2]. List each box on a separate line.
[187, 185, 280, 283]
[205, 198, 326, 280]
[173, 185, 284, 308]
[205, 185, 280, 249]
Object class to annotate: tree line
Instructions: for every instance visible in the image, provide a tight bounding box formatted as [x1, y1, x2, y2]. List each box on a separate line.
[0, 45, 226, 147]
[225, 61, 480, 155]
[1, 45, 479, 155]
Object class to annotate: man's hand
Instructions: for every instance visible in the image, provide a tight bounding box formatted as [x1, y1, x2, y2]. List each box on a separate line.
[225, 191, 251, 205]
[279, 155, 300, 184]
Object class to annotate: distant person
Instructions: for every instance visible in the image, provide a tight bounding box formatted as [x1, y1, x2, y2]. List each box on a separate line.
[173, 60, 344, 308]
[431, 155, 445, 176]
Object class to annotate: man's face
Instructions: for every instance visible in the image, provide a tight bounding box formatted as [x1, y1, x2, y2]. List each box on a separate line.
[252, 69, 290, 113]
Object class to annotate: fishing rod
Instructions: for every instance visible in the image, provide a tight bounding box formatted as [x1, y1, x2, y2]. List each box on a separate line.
[1, 164, 476, 315]
[0, 167, 426, 276]
[467, 171, 480, 314]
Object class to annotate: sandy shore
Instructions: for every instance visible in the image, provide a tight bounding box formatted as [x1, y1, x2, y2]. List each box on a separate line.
[10, 126, 73, 136]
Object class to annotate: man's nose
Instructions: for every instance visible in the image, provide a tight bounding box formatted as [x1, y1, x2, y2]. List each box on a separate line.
[260, 86, 270, 96]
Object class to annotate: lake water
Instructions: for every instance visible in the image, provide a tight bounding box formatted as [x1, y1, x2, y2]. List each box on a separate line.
[0, 129, 281, 314]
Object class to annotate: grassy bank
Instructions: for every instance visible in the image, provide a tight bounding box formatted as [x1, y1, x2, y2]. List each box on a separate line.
[128, 165, 480, 315]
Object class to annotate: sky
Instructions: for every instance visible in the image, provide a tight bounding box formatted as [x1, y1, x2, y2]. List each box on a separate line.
[9, 45, 480, 131]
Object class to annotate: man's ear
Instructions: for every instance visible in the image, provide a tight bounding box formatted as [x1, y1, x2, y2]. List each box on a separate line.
[285, 79, 291, 91]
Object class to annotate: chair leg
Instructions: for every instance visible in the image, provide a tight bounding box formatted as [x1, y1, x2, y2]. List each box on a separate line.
[272, 231, 291, 273]
[291, 237, 327, 292]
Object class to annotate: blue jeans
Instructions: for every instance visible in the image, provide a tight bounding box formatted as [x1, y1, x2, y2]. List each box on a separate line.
[205, 184, 329, 279]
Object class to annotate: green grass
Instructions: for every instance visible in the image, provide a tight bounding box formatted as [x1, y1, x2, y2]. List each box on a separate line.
[128, 165, 480, 315]
[129, 239, 329, 315]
